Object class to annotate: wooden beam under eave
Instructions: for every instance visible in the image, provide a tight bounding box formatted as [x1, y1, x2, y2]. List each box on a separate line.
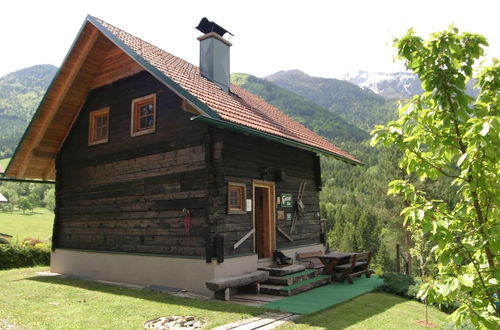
[181, 99, 202, 115]
[34, 38, 115, 179]
[23, 42, 112, 179]
[16, 25, 100, 179]
[32, 148, 57, 159]
[42, 165, 56, 181]
[90, 44, 144, 89]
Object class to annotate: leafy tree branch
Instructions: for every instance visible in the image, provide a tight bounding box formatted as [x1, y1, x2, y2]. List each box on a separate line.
[372, 26, 499, 329]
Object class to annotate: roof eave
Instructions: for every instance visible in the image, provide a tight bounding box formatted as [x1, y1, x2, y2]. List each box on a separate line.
[5, 16, 96, 178]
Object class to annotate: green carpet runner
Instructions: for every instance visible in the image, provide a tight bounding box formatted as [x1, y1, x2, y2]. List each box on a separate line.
[261, 275, 383, 314]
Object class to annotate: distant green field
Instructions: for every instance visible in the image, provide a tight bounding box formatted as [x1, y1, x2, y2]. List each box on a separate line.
[0, 157, 10, 171]
[0, 208, 54, 243]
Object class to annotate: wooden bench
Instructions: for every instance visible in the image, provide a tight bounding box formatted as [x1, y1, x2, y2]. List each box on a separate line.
[333, 251, 372, 284]
[296, 250, 324, 271]
[206, 270, 268, 300]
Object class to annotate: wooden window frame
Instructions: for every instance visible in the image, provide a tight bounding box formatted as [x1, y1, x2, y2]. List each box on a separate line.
[228, 182, 246, 214]
[131, 93, 156, 137]
[88, 107, 109, 146]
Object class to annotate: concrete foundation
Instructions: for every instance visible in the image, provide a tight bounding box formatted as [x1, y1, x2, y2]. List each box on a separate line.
[50, 244, 324, 296]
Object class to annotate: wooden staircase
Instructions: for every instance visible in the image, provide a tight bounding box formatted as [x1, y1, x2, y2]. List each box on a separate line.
[258, 264, 331, 296]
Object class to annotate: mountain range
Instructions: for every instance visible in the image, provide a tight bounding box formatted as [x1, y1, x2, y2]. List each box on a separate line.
[341, 70, 423, 99]
[231, 73, 370, 143]
[264, 70, 397, 131]
[339, 69, 478, 99]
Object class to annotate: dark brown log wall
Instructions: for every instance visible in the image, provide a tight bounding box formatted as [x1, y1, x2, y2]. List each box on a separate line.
[214, 130, 323, 256]
[55, 71, 323, 259]
[56, 71, 209, 255]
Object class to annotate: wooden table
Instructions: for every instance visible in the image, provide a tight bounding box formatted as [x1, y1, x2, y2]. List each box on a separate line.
[318, 252, 356, 279]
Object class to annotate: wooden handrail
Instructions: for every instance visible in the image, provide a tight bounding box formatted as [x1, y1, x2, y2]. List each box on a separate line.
[233, 229, 255, 250]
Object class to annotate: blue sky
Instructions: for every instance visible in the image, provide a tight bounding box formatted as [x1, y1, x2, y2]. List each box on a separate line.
[0, 0, 498, 78]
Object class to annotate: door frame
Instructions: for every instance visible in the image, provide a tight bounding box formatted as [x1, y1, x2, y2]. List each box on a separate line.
[252, 180, 276, 259]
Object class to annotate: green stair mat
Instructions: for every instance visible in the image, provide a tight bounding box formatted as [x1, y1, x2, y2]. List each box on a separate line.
[262, 275, 383, 314]
[282, 269, 316, 279]
[279, 275, 330, 291]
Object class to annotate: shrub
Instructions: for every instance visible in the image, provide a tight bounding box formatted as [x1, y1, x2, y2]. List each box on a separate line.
[441, 320, 476, 330]
[407, 282, 421, 300]
[0, 243, 50, 270]
[22, 237, 44, 246]
[380, 273, 463, 314]
[377, 272, 415, 297]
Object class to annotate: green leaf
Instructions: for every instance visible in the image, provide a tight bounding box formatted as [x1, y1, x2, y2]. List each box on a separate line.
[458, 274, 474, 287]
[422, 220, 432, 233]
[479, 121, 490, 136]
[457, 153, 467, 167]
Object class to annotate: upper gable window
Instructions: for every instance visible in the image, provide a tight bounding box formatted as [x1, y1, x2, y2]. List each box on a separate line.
[131, 94, 156, 136]
[88, 107, 109, 146]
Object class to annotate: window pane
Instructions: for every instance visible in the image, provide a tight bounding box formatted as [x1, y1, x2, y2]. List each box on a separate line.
[97, 126, 107, 139]
[98, 115, 107, 128]
[146, 116, 154, 128]
[230, 190, 238, 207]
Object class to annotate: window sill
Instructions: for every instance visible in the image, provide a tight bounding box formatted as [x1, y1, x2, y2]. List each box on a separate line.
[88, 138, 109, 146]
[130, 128, 156, 137]
[228, 210, 247, 215]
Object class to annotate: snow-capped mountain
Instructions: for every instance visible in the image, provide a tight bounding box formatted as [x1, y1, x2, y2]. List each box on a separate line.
[342, 70, 478, 99]
[341, 70, 423, 99]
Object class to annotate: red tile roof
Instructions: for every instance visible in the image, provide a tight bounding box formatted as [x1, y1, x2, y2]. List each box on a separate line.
[93, 17, 360, 164]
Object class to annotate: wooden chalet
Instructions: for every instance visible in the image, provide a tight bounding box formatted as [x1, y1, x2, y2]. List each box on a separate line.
[5, 16, 360, 295]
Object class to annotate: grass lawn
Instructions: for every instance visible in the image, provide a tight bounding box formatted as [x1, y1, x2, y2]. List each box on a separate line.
[279, 292, 449, 329]
[0, 267, 263, 329]
[0, 207, 54, 242]
[0, 268, 451, 330]
[0, 157, 10, 171]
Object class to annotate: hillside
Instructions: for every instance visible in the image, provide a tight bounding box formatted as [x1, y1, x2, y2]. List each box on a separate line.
[265, 70, 397, 131]
[0, 64, 58, 158]
[231, 73, 370, 144]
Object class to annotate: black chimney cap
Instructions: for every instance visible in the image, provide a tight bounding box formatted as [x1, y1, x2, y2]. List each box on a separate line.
[196, 17, 234, 37]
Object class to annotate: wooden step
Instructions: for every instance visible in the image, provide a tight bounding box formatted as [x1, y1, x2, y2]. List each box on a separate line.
[258, 264, 306, 277]
[260, 275, 331, 296]
[266, 269, 319, 285]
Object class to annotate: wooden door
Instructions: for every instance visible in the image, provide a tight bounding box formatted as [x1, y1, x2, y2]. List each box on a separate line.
[253, 181, 276, 259]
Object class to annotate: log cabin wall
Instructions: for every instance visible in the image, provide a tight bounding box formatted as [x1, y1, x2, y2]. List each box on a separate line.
[56, 71, 210, 256]
[217, 130, 322, 256]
